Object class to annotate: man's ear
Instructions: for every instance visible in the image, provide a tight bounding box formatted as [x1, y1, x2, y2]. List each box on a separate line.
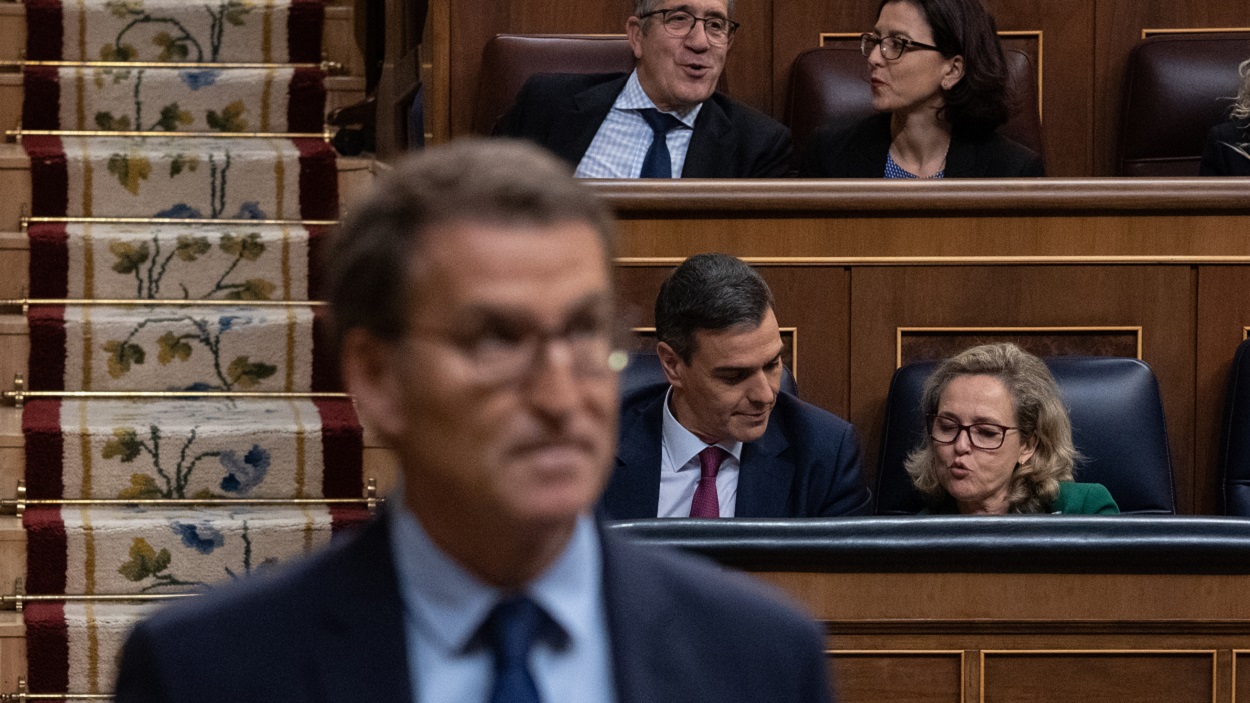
[656, 341, 686, 388]
[339, 328, 406, 443]
[626, 16, 645, 60]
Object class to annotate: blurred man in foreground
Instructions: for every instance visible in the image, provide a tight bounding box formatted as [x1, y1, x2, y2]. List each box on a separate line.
[114, 139, 832, 703]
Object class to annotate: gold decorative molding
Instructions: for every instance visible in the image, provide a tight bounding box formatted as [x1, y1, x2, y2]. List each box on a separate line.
[1142, 27, 1250, 39]
[895, 326, 1144, 368]
[617, 256, 1250, 266]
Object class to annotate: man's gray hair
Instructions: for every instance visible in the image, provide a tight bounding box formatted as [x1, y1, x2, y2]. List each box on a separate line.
[633, 0, 736, 19]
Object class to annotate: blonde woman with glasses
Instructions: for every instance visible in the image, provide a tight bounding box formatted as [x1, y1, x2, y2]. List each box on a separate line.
[1200, 58, 1250, 176]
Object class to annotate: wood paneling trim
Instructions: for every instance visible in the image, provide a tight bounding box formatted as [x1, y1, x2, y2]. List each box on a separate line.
[894, 326, 1144, 367]
[589, 180, 1250, 213]
[823, 621, 1250, 636]
[1142, 27, 1250, 39]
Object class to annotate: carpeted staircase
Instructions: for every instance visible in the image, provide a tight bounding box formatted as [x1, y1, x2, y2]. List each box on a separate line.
[7, 0, 371, 696]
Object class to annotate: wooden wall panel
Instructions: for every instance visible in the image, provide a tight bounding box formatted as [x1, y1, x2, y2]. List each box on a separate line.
[614, 264, 851, 416]
[831, 652, 964, 703]
[982, 652, 1215, 703]
[772, 0, 1094, 175]
[1092, 0, 1250, 175]
[847, 266, 1196, 510]
[1195, 266, 1250, 516]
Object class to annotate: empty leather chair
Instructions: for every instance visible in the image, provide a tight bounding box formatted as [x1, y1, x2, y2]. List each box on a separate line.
[876, 356, 1176, 515]
[472, 34, 635, 135]
[1220, 338, 1250, 515]
[621, 350, 798, 399]
[1117, 33, 1250, 176]
[785, 44, 1043, 158]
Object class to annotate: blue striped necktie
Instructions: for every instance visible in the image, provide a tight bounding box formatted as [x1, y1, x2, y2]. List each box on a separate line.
[637, 108, 684, 178]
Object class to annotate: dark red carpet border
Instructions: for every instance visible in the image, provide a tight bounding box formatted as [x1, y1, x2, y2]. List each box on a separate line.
[24, 602, 69, 694]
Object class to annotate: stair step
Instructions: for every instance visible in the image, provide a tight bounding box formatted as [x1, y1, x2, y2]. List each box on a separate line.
[0, 72, 366, 139]
[0, 4, 362, 73]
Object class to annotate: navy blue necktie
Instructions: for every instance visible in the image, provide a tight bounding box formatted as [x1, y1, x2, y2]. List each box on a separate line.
[637, 108, 684, 178]
[482, 597, 545, 703]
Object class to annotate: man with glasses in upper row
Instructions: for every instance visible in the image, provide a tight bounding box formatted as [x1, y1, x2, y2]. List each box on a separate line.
[494, 0, 793, 178]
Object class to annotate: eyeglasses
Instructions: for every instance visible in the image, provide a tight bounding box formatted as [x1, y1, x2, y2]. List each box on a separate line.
[411, 317, 629, 388]
[927, 414, 1020, 450]
[860, 32, 943, 61]
[639, 9, 740, 46]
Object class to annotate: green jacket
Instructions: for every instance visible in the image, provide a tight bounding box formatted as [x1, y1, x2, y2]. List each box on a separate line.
[921, 482, 1121, 515]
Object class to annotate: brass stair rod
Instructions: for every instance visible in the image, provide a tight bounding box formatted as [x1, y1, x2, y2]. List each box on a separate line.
[0, 59, 336, 70]
[0, 298, 328, 308]
[1, 592, 198, 611]
[1, 677, 112, 701]
[22, 216, 338, 226]
[5, 477, 381, 516]
[8, 128, 332, 140]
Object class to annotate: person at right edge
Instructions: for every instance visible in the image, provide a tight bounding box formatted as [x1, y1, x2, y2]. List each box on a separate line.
[1200, 57, 1250, 176]
[800, 0, 1044, 178]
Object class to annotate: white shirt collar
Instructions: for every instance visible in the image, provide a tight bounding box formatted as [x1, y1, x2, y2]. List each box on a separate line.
[388, 499, 603, 655]
[661, 385, 743, 474]
[613, 70, 703, 129]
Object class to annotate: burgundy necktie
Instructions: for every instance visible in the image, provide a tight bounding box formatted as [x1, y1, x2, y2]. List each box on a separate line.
[689, 446, 725, 518]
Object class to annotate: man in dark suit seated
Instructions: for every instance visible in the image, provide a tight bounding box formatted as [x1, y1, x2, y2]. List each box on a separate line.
[113, 141, 833, 703]
[603, 254, 872, 519]
[493, 0, 792, 178]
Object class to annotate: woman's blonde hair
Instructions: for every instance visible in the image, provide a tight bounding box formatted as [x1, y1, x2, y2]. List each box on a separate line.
[1232, 58, 1250, 121]
[904, 343, 1079, 513]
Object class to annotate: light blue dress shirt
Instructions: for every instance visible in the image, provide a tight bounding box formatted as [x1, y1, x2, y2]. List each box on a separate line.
[657, 387, 743, 517]
[388, 502, 617, 703]
[574, 71, 702, 179]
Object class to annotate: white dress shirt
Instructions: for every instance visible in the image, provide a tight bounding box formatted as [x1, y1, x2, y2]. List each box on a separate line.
[574, 70, 702, 179]
[657, 387, 743, 517]
[388, 502, 616, 702]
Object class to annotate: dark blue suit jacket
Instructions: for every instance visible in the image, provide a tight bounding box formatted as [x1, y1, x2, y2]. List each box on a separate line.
[493, 73, 793, 178]
[602, 384, 872, 519]
[113, 513, 834, 703]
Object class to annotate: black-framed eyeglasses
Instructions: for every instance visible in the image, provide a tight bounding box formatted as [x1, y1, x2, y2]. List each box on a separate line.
[639, 9, 740, 45]
[927, 414, 1020, 450]
[860, 32, 943, 61]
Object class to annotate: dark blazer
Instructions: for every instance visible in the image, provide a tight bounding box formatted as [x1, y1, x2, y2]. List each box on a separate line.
[1199, 119, 1250, 176]
[113, 514, 834, 703]
[602, 384, 872, 519]
[800, 112, 1044, 178]
[494, 72, 793, 178]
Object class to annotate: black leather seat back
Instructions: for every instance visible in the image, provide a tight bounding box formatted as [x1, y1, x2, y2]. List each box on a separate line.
[876, 356, 1176, 515]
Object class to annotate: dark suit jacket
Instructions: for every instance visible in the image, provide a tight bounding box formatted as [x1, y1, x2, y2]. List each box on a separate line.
[493, 72, 793, 178]
[602, 384, 872, 519]
[799, 112, 1044, 178]
[113, 514, 834, 703]
[1199, 119, 1250, 176]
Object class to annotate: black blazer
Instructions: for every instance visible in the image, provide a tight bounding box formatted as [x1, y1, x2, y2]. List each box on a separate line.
[602, 383, 873, 519]
[1199, 119, 1250, 176]
[114, 513, 834, 703]
[800, 112, 1044, 178]
[494, 72, 793, 178]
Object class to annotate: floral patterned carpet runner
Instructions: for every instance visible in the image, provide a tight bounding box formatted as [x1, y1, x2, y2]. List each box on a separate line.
[16, 0, 364, 695]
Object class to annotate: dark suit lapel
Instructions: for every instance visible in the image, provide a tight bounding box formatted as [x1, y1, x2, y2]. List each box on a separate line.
[734, 419, 795, 518]
[944, 131, 977, 177]
[309, 517, 413, 702]
[600, 529, 691, 703]
[682, 96, 734, 178]
[603, 390, 666, 519]
[549, 76, 629, 167]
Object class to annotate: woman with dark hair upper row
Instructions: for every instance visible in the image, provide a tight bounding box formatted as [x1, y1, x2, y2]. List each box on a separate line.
[800, 0, 1044, 178]
[1199, 58, 1250, 176]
